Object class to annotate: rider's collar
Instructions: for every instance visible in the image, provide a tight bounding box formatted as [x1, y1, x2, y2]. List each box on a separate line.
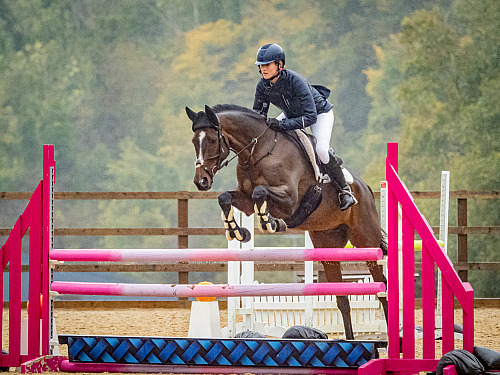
[263, 71, 284, 87]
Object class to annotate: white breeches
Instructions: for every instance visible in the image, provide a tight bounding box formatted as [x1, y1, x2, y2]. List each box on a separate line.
[277, 109, 334, 164]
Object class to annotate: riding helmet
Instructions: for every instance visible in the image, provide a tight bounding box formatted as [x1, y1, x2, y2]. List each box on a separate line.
[255, 43, 285, 66]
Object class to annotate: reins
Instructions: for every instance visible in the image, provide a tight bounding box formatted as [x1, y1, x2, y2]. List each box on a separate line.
[195, 116, 276, 179]
[222, 123, 274, 169]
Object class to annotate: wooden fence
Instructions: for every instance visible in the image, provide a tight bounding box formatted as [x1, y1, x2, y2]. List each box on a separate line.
[1, 190, 499, 285]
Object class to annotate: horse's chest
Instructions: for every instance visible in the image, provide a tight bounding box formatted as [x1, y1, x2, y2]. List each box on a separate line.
[238, 166, 274, 192]
[241, 178, 253, 193]
[240, 176, 268, 193]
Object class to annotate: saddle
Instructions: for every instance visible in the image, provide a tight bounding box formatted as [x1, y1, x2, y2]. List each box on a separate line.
[285, 130, 354, 185]
[280, 129, 354, 228]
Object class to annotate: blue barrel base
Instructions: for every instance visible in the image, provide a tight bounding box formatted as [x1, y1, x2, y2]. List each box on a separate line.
[59, 335, 387, 369]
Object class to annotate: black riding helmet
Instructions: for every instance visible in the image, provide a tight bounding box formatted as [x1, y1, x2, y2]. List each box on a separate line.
[255, 43, 285, 66]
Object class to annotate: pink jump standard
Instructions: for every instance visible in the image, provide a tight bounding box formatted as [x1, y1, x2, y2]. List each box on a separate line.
[0, 143, 475, 374]
[358, 143, 475, 375]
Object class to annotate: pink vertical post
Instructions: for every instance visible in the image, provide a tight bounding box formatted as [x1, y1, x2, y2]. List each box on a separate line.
[402, 211, 415, 358]
[28, 184, 42, 358]
[9, 218, 22, 366]
[386, 142, 400, 359]
[421, 243, 436, 358]
[442, 278, 455, 354]
[41, 145, 55, 355]
[462, 283, 474, 352]
[0, 239, 7, 368]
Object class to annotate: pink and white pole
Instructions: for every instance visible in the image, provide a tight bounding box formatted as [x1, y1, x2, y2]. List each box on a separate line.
[50, 247, 383, 263]
[51, 281, 386, 298]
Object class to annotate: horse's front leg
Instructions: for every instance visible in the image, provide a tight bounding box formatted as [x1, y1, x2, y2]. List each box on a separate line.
[218, 190, 253, 243]
[252, 185, 288, 233]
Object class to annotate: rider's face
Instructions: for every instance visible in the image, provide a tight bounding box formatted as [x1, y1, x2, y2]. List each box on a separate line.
[259, 62, 279, 81]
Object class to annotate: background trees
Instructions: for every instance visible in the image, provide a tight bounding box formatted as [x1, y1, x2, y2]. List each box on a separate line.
[0, 0, 498, 294]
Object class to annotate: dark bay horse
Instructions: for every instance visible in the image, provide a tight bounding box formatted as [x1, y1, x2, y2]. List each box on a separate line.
[186, 104, 387, 340]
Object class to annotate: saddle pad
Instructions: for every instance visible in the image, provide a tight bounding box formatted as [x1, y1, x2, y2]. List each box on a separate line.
[294, 130, 321, 181]
[293, 130, 354, 185]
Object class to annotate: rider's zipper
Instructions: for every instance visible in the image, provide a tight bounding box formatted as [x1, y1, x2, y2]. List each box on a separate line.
[282, 95, 292, 111]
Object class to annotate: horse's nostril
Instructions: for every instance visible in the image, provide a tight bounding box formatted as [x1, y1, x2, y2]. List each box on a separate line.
[196, 177, 210, 190]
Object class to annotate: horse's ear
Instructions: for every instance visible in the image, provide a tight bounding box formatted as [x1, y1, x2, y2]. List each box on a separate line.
[205, 105, 219, 127]
[185, 106, 197, 122]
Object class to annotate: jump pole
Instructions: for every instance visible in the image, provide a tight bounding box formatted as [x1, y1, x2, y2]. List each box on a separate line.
[50, 247, 383, 262]
[226, 211, 384, 337]
[1, 143, 474, 375]
[51, 281, 386, 298]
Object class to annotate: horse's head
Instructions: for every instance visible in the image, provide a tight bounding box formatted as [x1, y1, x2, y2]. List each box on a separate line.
[186, 105, 230, 191]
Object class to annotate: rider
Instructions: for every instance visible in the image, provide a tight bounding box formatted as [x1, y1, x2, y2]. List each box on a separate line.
[252, 43, 356, 211]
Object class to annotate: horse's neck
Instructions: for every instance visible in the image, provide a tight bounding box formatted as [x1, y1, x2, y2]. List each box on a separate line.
[220, 114, 269, 152]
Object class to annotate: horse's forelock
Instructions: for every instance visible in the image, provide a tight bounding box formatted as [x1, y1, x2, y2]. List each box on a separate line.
[191, 111, 218, 132]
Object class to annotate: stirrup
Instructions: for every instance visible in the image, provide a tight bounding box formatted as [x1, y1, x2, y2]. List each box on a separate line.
[339, 188, 358, 211]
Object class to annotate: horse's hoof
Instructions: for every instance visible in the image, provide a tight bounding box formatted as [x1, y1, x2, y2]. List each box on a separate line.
[240, 228, 252, 243]
[275, 219, 287, 232]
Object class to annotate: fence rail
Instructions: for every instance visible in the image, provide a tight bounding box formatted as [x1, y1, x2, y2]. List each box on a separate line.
[1, 190, 499, 283]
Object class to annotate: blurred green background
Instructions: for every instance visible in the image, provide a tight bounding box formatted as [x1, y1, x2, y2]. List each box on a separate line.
[0, 0, 498, 296]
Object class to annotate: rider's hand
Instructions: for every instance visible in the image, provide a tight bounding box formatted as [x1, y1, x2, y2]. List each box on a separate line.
[266, 118, 281, 130]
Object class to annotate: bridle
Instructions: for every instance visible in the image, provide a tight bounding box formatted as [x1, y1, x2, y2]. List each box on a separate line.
[195, 121, 273, 180]
[194, 125, 229, 180]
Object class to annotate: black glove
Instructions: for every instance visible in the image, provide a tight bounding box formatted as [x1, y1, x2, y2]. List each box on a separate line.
[266, 118, 281, 130]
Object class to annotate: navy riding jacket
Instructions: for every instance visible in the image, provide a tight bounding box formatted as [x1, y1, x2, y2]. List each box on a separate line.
[253, 69, 333, 130]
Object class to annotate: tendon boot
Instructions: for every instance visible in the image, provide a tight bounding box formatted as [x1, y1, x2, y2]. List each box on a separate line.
[322, 150, 357, 211]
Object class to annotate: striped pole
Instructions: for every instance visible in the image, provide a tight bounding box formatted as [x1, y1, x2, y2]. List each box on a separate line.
[50, 247, 383, 263]
[51, 281, 386, 298]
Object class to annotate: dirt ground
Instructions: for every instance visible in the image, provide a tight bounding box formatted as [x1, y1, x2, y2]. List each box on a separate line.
[3, 306, 500, 374]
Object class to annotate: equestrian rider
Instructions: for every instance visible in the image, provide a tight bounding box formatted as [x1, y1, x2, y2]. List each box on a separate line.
[252, 43, 356, 211]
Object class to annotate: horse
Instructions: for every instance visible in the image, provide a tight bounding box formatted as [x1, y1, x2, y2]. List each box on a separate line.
[186, 104, 388, 340]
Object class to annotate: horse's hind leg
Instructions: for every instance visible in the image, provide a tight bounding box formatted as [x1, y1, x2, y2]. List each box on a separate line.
[252, 186, 287, 233]
[347, 193, 389, 328]
[323, 261, 355, 340]
[309, 227, 355, 340]
[218, 191, 252, 243]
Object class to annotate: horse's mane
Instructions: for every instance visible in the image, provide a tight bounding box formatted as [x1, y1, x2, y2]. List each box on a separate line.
[212, 104, 263, 121]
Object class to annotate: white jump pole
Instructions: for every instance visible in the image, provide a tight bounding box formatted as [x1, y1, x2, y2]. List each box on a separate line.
[436, 171, 450, 333]
[227, 209, 254, 337]
[304, 232, 314, 328]
[240, 211, 255, 332]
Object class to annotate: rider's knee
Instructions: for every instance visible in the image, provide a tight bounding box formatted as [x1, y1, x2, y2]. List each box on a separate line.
[316, 146, 330, 164]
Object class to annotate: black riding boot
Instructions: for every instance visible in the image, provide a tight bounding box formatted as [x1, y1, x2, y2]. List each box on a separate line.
[322, 151, 357, 211]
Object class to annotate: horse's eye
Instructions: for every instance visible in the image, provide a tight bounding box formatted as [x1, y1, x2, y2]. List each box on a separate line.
[210, 138, 217, 145]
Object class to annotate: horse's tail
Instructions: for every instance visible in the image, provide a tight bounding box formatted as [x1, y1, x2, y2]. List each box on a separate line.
[380, 228, 388, 256]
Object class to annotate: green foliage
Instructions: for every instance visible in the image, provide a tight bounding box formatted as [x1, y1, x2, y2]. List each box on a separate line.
[0, 0, 498, 295]
[364, 0, 499, 295]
